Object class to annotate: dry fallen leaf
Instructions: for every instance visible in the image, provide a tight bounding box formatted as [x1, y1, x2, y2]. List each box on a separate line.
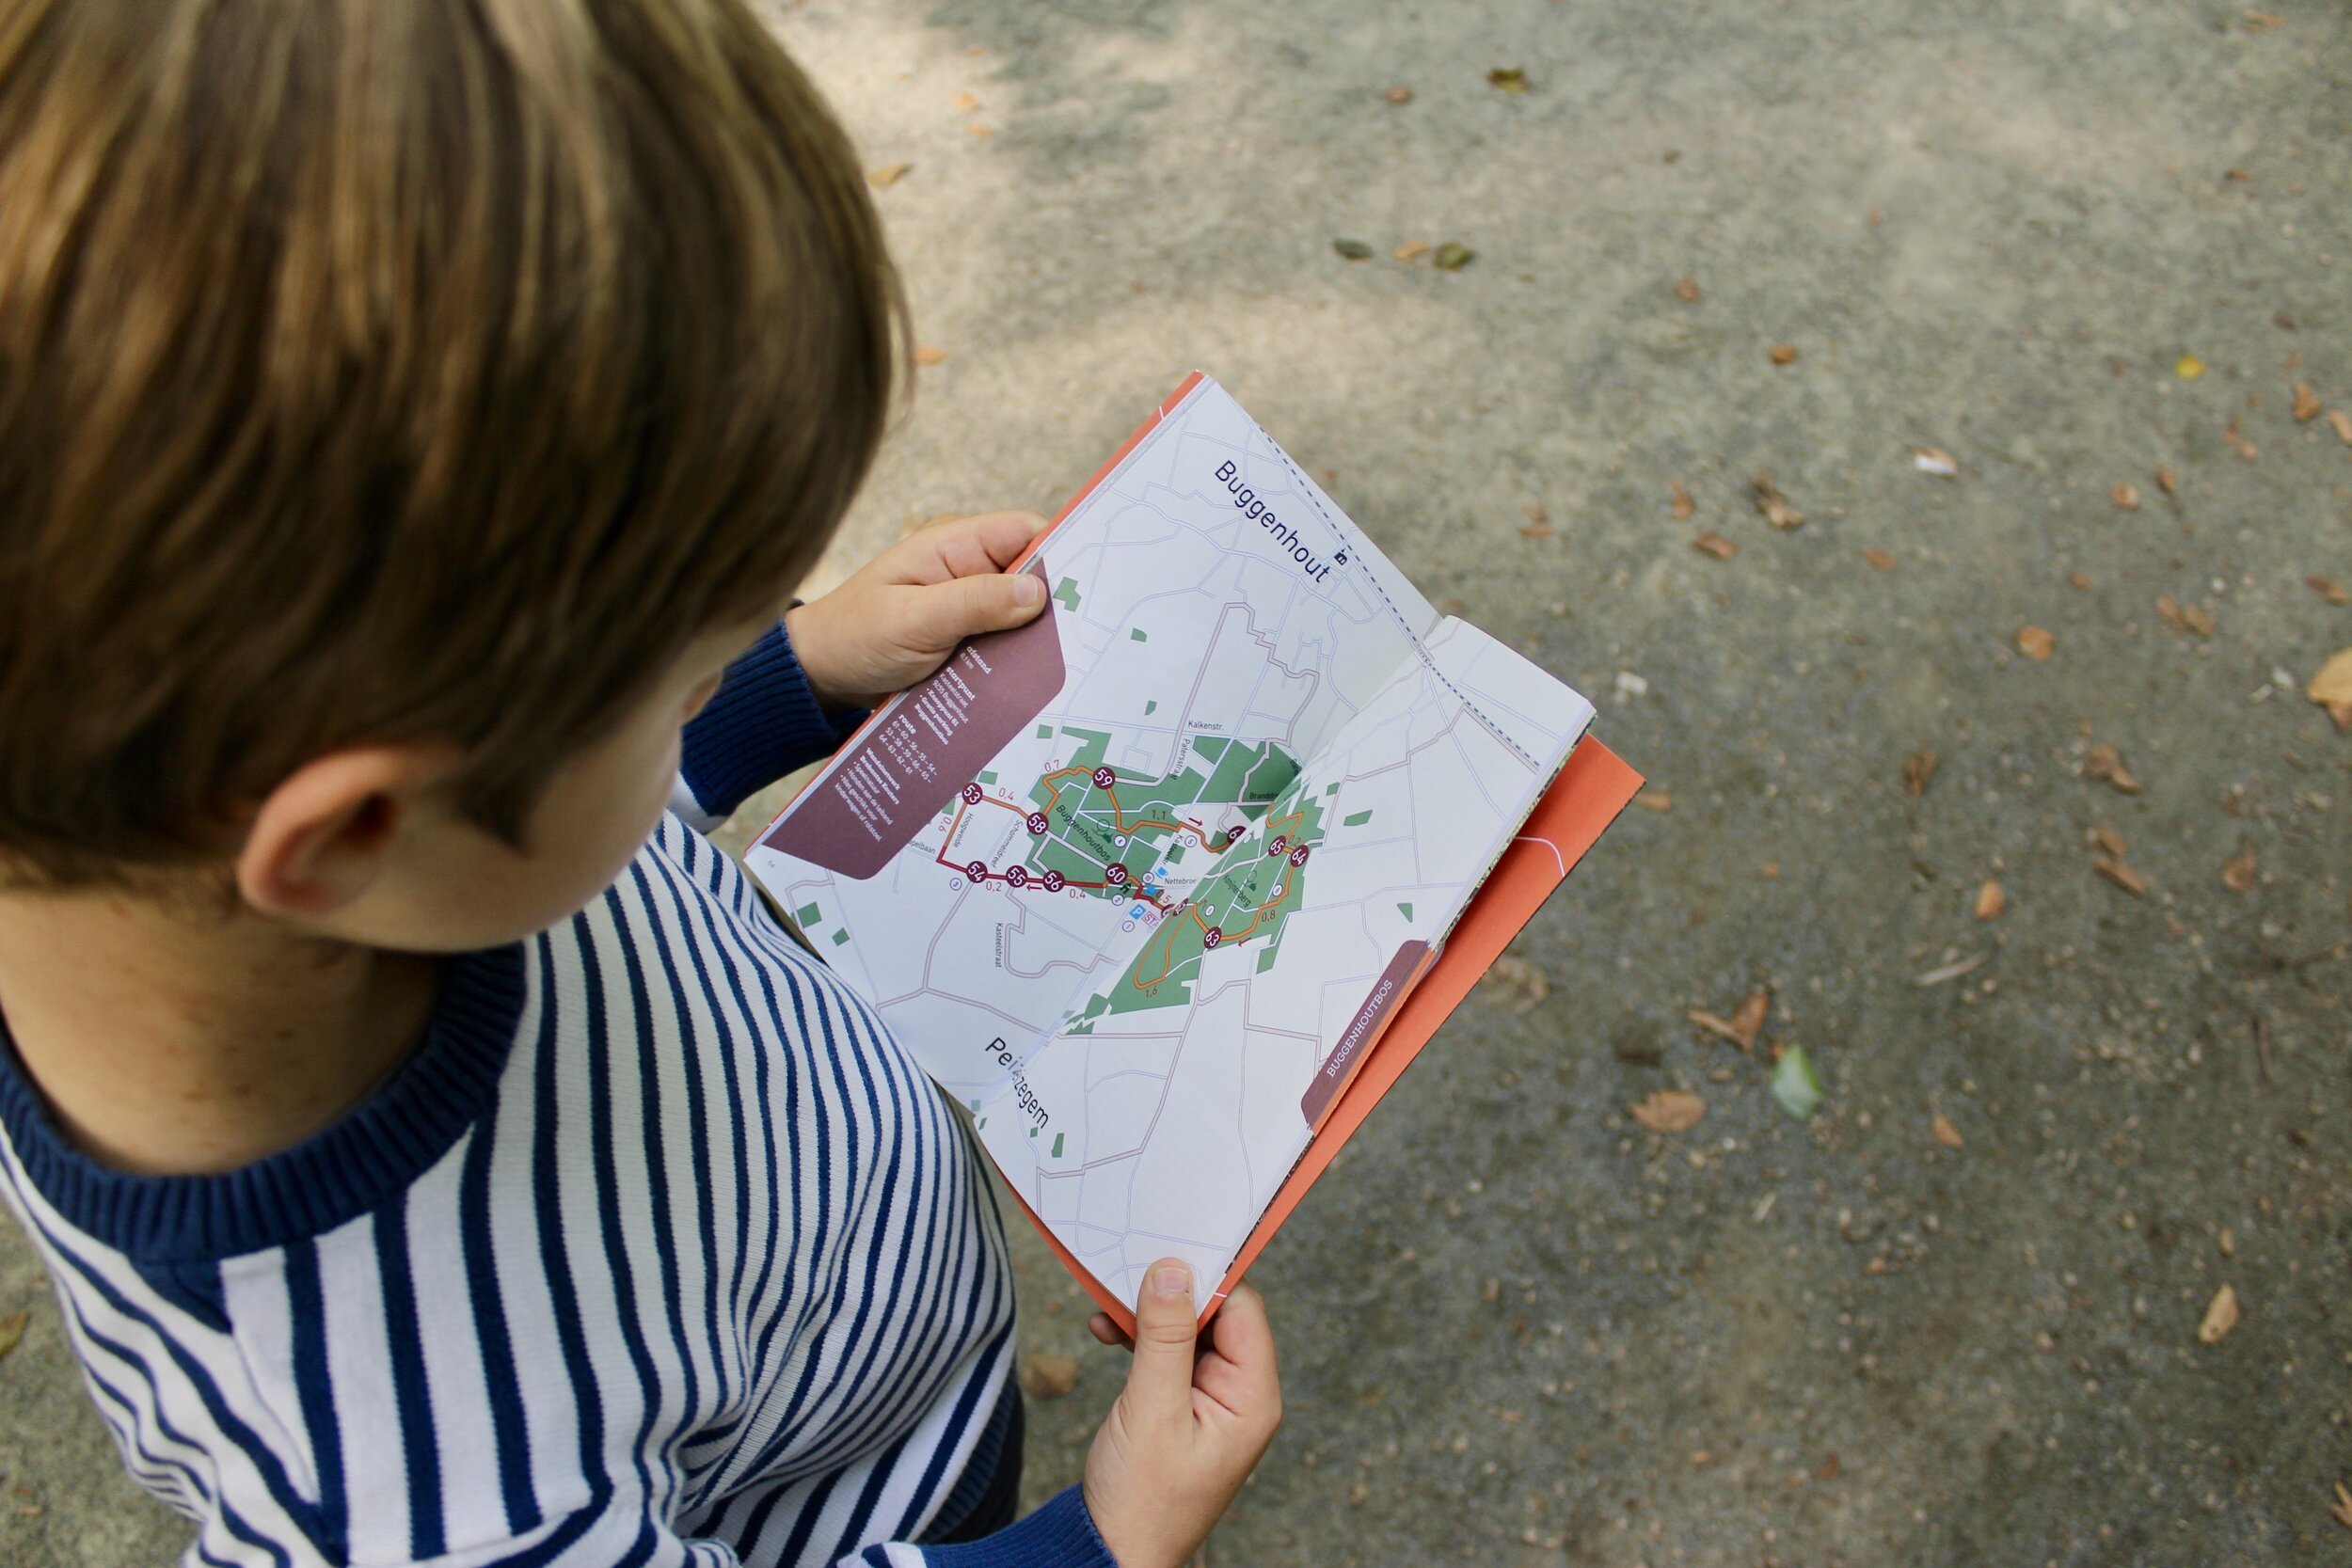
[1931, 1113, 1964, 1148]
[0, 1310, 25, 1360]
[2309, 649, 2352, 706]
[1911, 446, 1959, 477]
[2095, 856, 2151, 896]
[2294, 381, 2323, 421]
[2155, 594, 2215, 639]
[2197, 1284, 2240, 1344]
[2110, 480, 2141, 511]
[867, 161, 913, 188]
[2154, 466, 2179, 496]
[2222, 850, 2257, 894]
[951, 91, 979, 112]
[2241, 9, 2284, 29]
[2310, 575, 2350, 606]
[1864, 547, 1897, 571]
[2224, 166, 2255, 183]
[1915, 952, 1988, 987]
[2084, 743, 2141, 794]
[1633, 789, 1673, 813]
[1692, 531, 1738, 561]
[1020, 1352, 1080, 1400]
[2310, 650, 2352, 731]
[2016, 626, 2056, 662]
[1689, 990, 1769, 1051]
[1686, 1007, 1740, 1044]
[1769, 342, 1800, 366]
[1486, 66, 1529, 93]
[1730, 988, 1770, 1048]
[1752, 472, 1804, 530]
[1386, 84, 1414, 104]
[1669, 478, 1695, 518]
[2090, 823, 2126, 857]
[1630, 1089, 1707, 1134]
[2331, 1481, 2352, 1530]
[1674, 275, 1702, 303]
[1518, 503, 1553, 540]
[1392, 238, 1432, 263]
[1902, 748, 1938, 797]
[2222, 417, 2259, 461]
[2330, 409, 2352, 446]
[1815, 1452, 1842, 1482]
[913, 344, 948, 366]
[2176, 354, 2205, 381]
[1974, 879, 2006, 920]
[1486, 954, 1550, 1012]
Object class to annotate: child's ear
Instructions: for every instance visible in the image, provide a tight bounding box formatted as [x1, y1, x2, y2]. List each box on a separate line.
[235, 745, 460, 920]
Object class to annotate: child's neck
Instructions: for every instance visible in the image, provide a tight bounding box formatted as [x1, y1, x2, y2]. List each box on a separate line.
[0, 889, 440, 1177]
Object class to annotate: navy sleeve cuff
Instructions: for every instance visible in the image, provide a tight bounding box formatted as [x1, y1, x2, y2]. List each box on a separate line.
[894, 1486, 1118, 1568]
[678, 618, 865, 822]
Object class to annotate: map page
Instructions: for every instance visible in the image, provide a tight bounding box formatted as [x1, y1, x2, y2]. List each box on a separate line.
[747, 374, 1596, 1314]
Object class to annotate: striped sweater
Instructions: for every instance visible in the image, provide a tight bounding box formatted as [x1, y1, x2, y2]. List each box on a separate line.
[0, 624, 1117, 1568]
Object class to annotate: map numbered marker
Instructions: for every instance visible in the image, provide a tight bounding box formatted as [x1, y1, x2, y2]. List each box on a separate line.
[749, 374, 1599, 1316]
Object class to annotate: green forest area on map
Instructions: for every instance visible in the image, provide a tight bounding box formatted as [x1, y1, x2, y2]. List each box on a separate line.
[1044, 736, 1332, 1029]
[1012, 729, 1293, 901]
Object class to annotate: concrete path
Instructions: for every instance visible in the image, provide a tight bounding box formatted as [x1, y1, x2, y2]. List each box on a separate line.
[3, 2, 2344, 1563]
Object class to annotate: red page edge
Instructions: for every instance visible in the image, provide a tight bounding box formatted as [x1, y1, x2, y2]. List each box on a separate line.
[1009, 739, 1645, 1336]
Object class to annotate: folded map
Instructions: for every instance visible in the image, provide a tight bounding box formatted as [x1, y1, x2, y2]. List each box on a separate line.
[748, 373, 1636, 1321]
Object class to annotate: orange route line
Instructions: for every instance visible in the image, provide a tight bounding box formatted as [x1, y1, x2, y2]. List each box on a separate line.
[1129, 810, 1307, 990]
[1035, 768, 1214, 839]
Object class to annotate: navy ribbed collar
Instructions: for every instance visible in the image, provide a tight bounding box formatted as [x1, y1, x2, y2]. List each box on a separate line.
[0, 942, 525, 1264]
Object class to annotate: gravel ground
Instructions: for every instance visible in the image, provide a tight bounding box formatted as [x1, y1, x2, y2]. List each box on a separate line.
[3, 2, 2346, 1564]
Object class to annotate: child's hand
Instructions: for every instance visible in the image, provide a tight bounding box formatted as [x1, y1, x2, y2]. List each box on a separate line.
[785, 510, 1049, 710]
[1081, 1262, 1281, 1568]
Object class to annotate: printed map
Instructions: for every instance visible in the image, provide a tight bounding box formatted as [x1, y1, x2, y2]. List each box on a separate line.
[749, 378, 1595, 1311]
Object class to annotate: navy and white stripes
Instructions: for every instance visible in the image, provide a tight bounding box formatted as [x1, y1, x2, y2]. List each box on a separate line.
[0, 623, 1116, 1567]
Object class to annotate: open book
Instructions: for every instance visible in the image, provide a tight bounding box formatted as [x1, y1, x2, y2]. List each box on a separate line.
[748, 374, 1640, 1325]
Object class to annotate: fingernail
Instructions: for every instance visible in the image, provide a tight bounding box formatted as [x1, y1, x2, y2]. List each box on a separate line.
[1152, 1263, 1192, 1298]
[1013, 573, 1045, 608]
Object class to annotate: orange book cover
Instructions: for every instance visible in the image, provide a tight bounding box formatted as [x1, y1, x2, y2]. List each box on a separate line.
[1009, 737, 1642, 1334]
[751, 372, 1637, 1330]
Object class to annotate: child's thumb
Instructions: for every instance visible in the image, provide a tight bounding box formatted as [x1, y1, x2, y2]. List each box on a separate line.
[1120, 1259, 1201, 1421]
[937, 570, 1047, 637]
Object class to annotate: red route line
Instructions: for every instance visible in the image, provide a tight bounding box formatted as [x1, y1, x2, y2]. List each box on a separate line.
[933, 770, 1233, 905]
[931, 784, 1315, 989]
[931, 800, 1114, 891]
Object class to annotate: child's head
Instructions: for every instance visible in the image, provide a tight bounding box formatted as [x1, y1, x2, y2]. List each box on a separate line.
[0, 0, 897, 940]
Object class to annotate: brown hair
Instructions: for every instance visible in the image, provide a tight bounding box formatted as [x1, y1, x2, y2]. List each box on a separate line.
[0, 0, 900, 886]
